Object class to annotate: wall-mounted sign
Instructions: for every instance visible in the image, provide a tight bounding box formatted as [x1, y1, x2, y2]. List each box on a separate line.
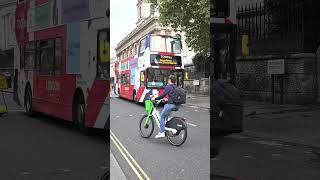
[193, 80, 200, 86]
[150, 54, 181, 66]
[268, 59, 285, 75]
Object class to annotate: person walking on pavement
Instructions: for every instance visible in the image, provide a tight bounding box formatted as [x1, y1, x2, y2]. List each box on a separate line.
[151, 74, 177, 138]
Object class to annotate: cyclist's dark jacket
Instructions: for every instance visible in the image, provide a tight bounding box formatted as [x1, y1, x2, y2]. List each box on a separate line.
[155, 84, 175, 104]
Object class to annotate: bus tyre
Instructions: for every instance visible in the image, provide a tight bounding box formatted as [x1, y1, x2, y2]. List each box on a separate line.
[133, 91, 137, 103]
[25, 86, 33, 116]
[75, 95, 90, 135]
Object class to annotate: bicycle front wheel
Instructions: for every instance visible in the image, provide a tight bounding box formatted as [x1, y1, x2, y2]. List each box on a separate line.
[139, 114, 154, 138]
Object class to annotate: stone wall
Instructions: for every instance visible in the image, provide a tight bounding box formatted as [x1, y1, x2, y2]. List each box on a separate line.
[236, 53, 318, 104]
[184, 78, 210, 95]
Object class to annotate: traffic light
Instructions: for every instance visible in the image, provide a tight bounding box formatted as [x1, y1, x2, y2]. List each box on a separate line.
[213, 0, 230, 18]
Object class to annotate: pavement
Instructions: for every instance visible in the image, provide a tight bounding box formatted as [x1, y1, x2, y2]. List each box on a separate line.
[110, 152, 127, 180]
[212, 134, 320, 180]
[182, 94, 320, 149]
[243, 101, 320, 149]
[110, 96, 210, 180]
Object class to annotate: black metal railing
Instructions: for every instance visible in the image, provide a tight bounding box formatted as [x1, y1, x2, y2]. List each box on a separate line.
[237, 0, 320, 55]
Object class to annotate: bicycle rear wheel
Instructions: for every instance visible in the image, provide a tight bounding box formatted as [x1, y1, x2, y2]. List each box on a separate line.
[139, 114, 154, 138]
[166, 124, 187, 146]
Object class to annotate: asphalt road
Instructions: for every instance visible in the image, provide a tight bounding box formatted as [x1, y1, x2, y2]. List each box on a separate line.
[211, 134, 320, 180]
[0, 93, 108, 180]
[110, 97, 210, 180]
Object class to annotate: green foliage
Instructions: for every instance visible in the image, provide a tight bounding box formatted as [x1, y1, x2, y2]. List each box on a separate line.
[192, 53, 210, 76]
[153, 0, 210, 56]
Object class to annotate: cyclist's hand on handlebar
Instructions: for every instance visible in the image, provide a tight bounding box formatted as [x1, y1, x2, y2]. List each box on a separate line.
[151, 96, 156, 101]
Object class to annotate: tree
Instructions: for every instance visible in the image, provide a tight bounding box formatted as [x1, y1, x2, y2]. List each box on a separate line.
[152, 0, 210, 56]
[192, 53, 210, 78]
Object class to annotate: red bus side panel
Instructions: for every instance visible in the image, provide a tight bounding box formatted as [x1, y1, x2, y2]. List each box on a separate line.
[85, 79, 109, 128]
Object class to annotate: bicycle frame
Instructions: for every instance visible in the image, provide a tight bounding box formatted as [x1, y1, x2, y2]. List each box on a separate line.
[144, 100, 177, 133]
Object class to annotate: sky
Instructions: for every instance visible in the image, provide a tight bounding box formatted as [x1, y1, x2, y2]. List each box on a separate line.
[110, 0, 137, 58]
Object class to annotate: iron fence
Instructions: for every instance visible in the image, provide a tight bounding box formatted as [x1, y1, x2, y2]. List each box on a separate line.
[237, 0, 320, 55]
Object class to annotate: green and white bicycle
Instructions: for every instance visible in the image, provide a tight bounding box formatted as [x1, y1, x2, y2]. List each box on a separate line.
[139, 99, 188, 146]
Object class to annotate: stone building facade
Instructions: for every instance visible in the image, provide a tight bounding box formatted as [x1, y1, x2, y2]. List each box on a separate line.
[0, 0, 16, 69]
[236, 0, 320, 104]
[115, 0, 195, 66]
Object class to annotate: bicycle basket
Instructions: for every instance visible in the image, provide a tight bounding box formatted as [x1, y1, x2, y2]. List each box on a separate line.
[144, 100, 153, 113]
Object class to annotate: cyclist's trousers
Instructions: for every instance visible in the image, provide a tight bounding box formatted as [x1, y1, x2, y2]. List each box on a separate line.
[160, 104, 176, 133]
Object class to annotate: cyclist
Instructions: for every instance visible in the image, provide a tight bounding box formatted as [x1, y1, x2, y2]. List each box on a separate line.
[151, 74, 177, 138]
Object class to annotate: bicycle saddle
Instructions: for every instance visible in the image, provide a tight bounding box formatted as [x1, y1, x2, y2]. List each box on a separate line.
[172, 107, 179, 111]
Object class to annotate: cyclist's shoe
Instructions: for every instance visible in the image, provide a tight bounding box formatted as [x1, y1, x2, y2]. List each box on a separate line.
[155, 132, 165, 138]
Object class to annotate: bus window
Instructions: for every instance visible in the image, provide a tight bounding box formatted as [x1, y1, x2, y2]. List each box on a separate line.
[39, 40, 54, 76]
[146, 68, 183, 88]
[150, 35, 182, 54]
[97, 29, 110, 80]
[54, 38, 62, 76]
[20, 45, 24, 69]
[25, 42, 35, 71]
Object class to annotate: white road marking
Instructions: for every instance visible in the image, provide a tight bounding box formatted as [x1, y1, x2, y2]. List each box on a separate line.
[129, 114, 133, 117]
[186, 122, 197, 127]
[116, 116, 120, 118]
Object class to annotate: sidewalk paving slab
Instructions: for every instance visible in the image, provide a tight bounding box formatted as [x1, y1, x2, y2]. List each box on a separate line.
[110, 151, 127, 180]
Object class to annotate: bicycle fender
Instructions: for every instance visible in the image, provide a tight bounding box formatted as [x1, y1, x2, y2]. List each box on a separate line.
[165, 117, 187, 130]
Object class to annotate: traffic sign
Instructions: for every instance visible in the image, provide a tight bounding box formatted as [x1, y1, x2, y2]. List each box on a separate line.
[0, 74, 8, 90]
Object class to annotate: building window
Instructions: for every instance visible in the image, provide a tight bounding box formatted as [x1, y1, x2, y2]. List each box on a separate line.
[139, 38, 146, 54]
[39, 40, 54, 75]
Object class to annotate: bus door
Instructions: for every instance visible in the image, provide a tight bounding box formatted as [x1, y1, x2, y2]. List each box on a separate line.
[85, 28, 110, 128]
[36, 38, 63, 106]
[213, 23, 237, 83]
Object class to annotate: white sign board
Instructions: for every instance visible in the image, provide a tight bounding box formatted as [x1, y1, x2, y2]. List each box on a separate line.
[193, 80, 200, 86]
[268, 59, 285, 74]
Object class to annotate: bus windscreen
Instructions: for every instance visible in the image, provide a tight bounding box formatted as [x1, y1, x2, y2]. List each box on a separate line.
[146, 68, 183, 88]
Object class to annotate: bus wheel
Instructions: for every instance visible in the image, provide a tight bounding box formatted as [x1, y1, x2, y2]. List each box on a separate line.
[133, 91, 137, 103]
[75, 95, 90, 135]
[24, 86, 33, 116]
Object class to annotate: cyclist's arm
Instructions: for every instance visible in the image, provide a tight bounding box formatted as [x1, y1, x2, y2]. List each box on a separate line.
[155, 86, 170, 100]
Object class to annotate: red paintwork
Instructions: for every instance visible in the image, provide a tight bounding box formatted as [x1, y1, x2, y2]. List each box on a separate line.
[158, 66, 176, 69]
[35, 0, 49, 6]
[157, 52, 175, 56]
[85, 79, 109, 127]
[136, 87, 145, 102]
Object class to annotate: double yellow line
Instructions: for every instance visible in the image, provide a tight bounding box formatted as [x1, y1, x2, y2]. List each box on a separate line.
[110, 131, 151, 180]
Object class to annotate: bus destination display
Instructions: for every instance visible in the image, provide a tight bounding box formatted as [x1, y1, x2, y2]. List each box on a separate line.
[150, 54, 182, 66]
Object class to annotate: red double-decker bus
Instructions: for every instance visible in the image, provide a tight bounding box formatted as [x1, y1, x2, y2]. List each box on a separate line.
[14, 0, 110, 133]
[116, 33, 184, 103]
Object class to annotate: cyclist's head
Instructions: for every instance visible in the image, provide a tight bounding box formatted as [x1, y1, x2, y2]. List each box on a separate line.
[168, 74, 176, 84]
